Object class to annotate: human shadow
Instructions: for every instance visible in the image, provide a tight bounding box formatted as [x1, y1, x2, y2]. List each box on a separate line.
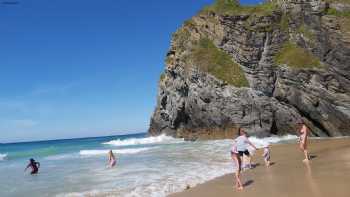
[251, 163, 261, 169]
[309, 155, 317, 160]
[243, 180, 254, 187]
[269, 162, 276, 166]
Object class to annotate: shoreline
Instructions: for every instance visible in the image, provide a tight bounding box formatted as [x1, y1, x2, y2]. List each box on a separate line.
[169, 138, 350, 197]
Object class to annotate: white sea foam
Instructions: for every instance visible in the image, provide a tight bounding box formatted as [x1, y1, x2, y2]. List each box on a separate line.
[24, 135, 300, 197]
[79, 147, 154, 156]
[45, 153, 79, 161]
[103, 134, 183, 147]
[0, 153, 7, 161]
[73, 135, 298, 197]
[249, 134, 298, 148]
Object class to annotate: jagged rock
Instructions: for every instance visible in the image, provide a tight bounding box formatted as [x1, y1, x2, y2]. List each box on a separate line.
[149, 0, 350, 140]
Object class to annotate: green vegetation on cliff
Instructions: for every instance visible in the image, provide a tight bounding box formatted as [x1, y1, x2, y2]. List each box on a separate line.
[275, 42, 322, 69]
[172, 28, 191, 52]
[159, 72, 166, 82]
[297, 24, 315, 40]
[203, 0, 278, 16]
[325, 0, 350, 4]
[326, 8, 350, 17]
[190, 38, 249, 87]
[279, 14, 290, 31]
[325, 6, 350, 36]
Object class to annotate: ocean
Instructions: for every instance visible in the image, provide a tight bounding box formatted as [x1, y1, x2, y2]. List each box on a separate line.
[0, 132, 298, 197]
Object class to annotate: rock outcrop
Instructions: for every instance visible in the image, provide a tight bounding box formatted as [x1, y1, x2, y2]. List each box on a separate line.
[149, 0, 350, 140]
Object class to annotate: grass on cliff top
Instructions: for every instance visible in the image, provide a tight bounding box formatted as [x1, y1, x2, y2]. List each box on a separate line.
[325, 7, 350, 35]
[275, 42, 322, 69]
[172, 27, 191, 52]
[325, 0, 350, 4]
[326, 7, 350, 17]
[202, 0, 278, 16]
[190, 38, 249, 87]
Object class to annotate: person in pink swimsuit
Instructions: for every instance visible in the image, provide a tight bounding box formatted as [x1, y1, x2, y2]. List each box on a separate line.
[298, 120, 310, 162]
[108, 150, 117, 167]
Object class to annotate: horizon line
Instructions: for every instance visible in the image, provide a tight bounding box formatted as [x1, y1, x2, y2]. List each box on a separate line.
[0, 131, 148, 145]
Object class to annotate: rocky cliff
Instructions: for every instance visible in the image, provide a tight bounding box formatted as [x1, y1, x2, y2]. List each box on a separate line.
[149, 0, 350, 140]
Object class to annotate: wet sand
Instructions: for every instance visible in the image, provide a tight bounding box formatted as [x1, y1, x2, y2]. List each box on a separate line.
[170, 138, 350, 197]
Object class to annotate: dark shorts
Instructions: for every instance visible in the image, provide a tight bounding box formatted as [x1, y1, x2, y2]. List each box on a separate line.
[238, 150, 250, 157]
[31, 169, 38, 175]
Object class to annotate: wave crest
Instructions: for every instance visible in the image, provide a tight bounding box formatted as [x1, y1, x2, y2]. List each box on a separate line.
[249, 134, 298, 148]
[79, 147, 154, 156]
[0, 153, 7, 161]
[102, 134, 182, 147]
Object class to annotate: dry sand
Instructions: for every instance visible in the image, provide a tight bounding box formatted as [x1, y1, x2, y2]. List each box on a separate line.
[170, 138, 350, 197]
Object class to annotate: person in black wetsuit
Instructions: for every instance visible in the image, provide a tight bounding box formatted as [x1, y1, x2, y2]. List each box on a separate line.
[25, 158, 40, 175]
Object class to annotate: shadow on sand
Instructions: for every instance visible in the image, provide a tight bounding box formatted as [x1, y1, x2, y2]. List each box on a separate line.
[309, 155, 317, 160]
[243, 180, 254, 187]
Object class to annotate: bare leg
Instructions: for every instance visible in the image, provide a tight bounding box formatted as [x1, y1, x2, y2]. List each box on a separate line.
[300, 143, 309, 162]
[240, 156, 245, 169]
[264, 158, 270, 167]
[235, 172, 244, 190]
[232, 154, 244, 190]
[246, 156, 252, 169]
[303, 149, 309, 162]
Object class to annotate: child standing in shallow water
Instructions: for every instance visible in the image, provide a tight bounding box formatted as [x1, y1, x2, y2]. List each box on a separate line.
[108, 150, 117, 168]
[262, 145, 271, 167]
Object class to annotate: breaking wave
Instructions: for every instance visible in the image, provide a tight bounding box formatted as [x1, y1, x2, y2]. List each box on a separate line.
[249, 134, 298, 148]
[0, 153, 7, 161]
[79, 147, 155, 156]
[102, 134, 183, 147]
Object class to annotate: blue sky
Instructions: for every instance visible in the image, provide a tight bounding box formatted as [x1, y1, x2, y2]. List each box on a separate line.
[0, 0, 261, 143]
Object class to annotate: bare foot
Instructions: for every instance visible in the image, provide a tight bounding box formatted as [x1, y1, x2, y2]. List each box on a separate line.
[237, 186, 244, 191]
[302, 159, 310, 163]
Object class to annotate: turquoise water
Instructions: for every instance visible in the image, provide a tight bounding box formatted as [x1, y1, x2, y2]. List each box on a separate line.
[0, 133, 146, 161]
[0, 133, 299, 197]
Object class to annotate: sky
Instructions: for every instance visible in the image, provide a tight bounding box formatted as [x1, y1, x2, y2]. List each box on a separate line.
[0, 0, 262, 143]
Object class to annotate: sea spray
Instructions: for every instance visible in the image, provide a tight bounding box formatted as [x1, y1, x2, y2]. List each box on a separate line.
[248, 134, 298, 148]
[102, 134, 183, 147]
[79, 147, 155, 156]
[0, 153, 7, 161]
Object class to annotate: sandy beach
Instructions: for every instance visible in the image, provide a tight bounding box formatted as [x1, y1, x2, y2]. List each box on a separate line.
[170, 138, 350, 197]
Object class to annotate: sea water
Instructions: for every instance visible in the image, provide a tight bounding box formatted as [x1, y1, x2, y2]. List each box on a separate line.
[0, 133, 298, 197]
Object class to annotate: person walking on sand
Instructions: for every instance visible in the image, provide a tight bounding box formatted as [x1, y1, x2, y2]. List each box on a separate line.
[25, 158, 40, 175]
[231, 141, 244, 190]
[235, 128, 257, 169]
[108, 150, 117, 167]
[298, 121, 310, 162]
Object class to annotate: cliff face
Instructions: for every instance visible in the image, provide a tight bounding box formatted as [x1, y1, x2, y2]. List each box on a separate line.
[149, 0, 350, 140]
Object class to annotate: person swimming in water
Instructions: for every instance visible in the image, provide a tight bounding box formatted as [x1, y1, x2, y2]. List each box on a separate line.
[108, 150, 116, 168]
[25, 158, 40, 175]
